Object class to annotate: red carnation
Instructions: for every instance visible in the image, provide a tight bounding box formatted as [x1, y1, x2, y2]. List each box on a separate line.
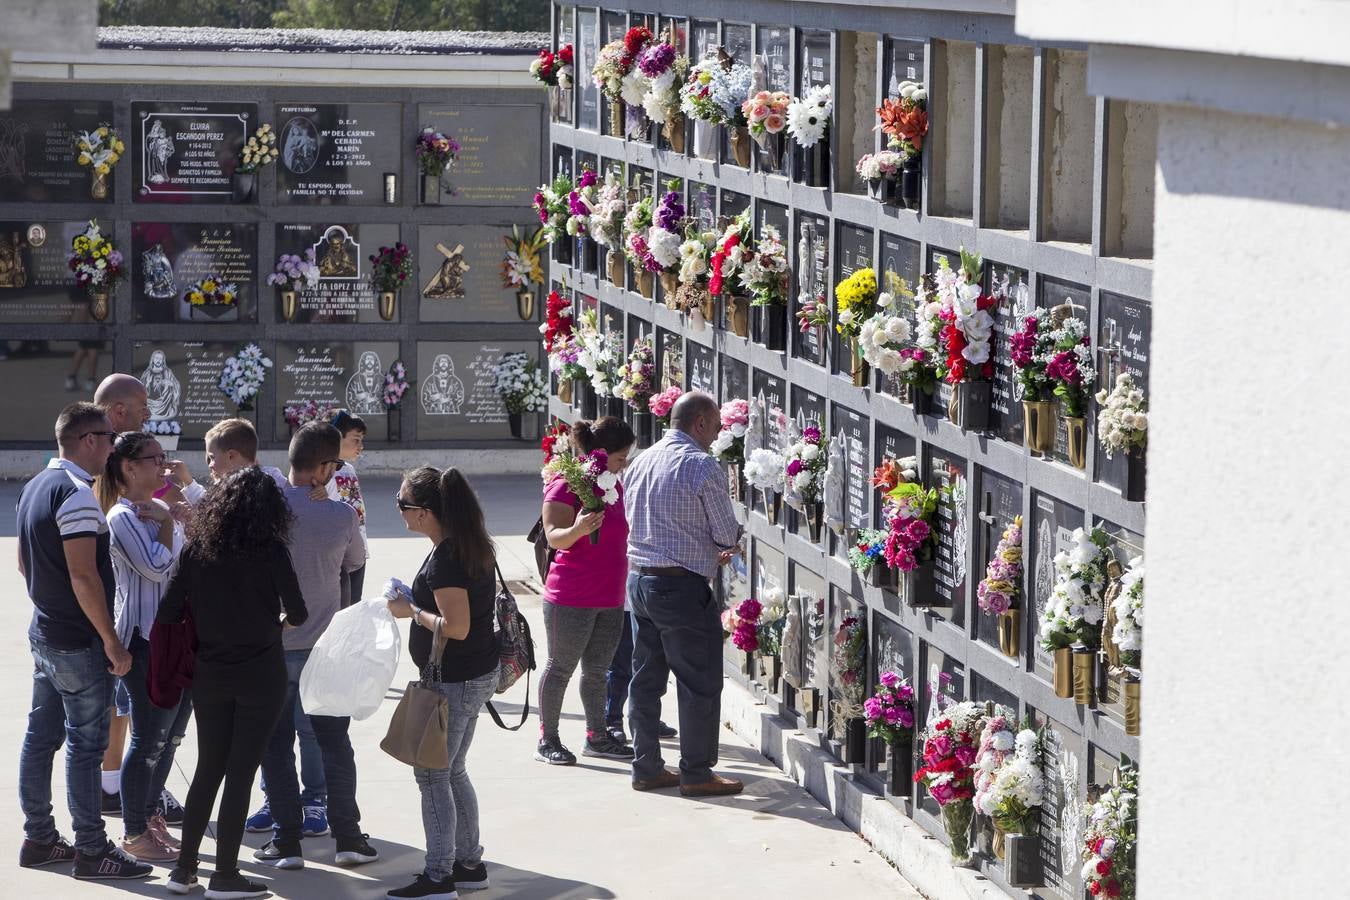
[559, 44, 574, 65]
[624, 26, 652, 57]
[1088, 882, 1101, 896]
[1096, 859, 1112, 876]
[1105, 881, 1121, 898]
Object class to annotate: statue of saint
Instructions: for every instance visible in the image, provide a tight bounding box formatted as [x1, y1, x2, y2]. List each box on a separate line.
[145, 120, 174, 185]
[141, 244, 176, 299]
[140, 350, 181, 422]
[0, 232, 26, 289]
[318, 229, 357, 278]
[824, 429, 848, 536]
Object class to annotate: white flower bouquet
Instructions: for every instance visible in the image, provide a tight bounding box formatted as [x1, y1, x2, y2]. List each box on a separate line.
[493, 351, 549, 415]
[787, 84, 833, 148]
[1039, 527, 1110, 651]
[217, 342, 272, 411]
[1111, 557, 1143, 669]
[744, 448, 786, 492]
[1096, 373, 1148, 458]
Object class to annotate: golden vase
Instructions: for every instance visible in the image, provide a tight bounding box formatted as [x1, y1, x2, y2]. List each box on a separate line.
[637, 270, 655, 299]
[516, 288, 535, 321]
[280, 290, 298, 322]
[90, 169, 109, 200]
[608, 100, 625, 136]
[997, 608, 1020, 659]
[658, 271, 679, 299]
[379, 291, 397, 322]
[1023, 399, 1057, 454]
[1071, 647, 1095, 705]
[88, 290, 110, 322]
[1124, 673, 1141, 736]
[1065, 415, 1088, 469]
[607, 250, 625, 286]
[663, 113, 686, 153]
[1052, 647, 1073, 699]
[557, 379, 573, 405]
[728, 295, 750, 337]
[729, 125, 752, 168]
[698, 291, 715, 322]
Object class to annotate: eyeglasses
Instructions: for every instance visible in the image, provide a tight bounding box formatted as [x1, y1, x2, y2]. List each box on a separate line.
[395, 495, 427, 512]
[80, 431, 117, 442]
[133, 453, 168, 465]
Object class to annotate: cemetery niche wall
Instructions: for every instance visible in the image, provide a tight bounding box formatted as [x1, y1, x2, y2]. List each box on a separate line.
[544, 4, 1150, 898]
[0, 36, 546, 449]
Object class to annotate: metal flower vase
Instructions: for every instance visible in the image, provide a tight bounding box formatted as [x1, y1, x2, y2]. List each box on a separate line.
[579, 381, 598, 420]
[887, 740, 914, 797]
[998, 608, 1020, 659]
[231, 172, 256, 203]
[633, 411, 654, 448]
[1052, 647, 1073, 698]
[658, 271, 679, 301]
[756, 653, 781, 693]
[507, 412, 523, 440]
[88, 290, 110, 322]
[804, 501, 825, 543]
[949, 381, 992, 431]
[386, 407, 402, 443]
[379, 291, 397, 321]
[906, 562, 938, 608]
[728, 295, 750, 337]
[800, 140, 830, 188]
[280, 289, 298, 322]
[900, 153, 922, 209]
[1124, 671, 1141, 736]
[849, 338, 869, 387]
[90, 169, 109, 200]
[516, 288, 535, 321]
[607, 250, 626, 287]
[607, 99, 625, 136]
[693, 119, 718, 161]
[761, 488, 783, 525]
[557, 378, 573, 405]
[1065, 415, 1088, 469]
[662, 113, 687, 153]
[1023, 399, 1057, 454]
[421, 173, 441, 205]
[636, 270, 655, 299]
[755, 303, 787, 350]
[842, 718, 867, 764]
[1071, 644, 1095, 705]
[1004, 833, 1043, 888]
[728, 125, 752, 168]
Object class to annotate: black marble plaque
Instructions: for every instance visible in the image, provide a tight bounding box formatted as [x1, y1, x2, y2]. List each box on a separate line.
[274, 222, 399, 324]
[131, 101, 253, 202]
[830, 402, 870, 535]
[756, 200, 789, 241]
[800, 30, 831, 92]
[877, 232, 922, 397]
[873, 423, 918, 529]
[274, 102, 400, 205]
[790, 386, 826, 432]
[0, 340, 113, 439]
[689, 181, 717, 232]
[417, 224, 535, 323]
[926, 245, 957, 420]
[887, 38, 926, 97]
[415, 340, 540, 440]
[833, 223, 873, 380]
[986, 259, 1031, 443]
[720, 356, 748, 404]
[1098, 521, 1144, 726]
[0, 99, 117, 203]
[723, 23, 751, 62]
[974, 468, 1024, 650]
[657, 327, 684, 391]
[129, 341, 257, 441]
[719, 188, 750, 223]
[1029, 492, 1085, 677]
[577, 10, 601, 131]
[0, 220, 94, 323]
[1029, 712, 1083, 899]
[688, 341, 715, 394]
[757, 26, 792, 93]
[275, 341, 399, 441]
[918, 641, 966, 814]
[419, 104, 540, 207]
[971, 671, 1018, 718]
[794, 213, 830, 367]
[552, 144, 573, 180]
[751, 370, 787, 447]
[131, 222, 257, 324]
[928, 449, 969, 622]
[869, 611, 915, 776]
[691, 19, 719, 62]
[794, 566, 828, 710]
[1039, 277, 1091, 464]
[1094, 291, 1151, 494]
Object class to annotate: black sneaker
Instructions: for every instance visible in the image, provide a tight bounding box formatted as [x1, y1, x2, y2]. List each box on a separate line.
[386, 873, 458, 899]
[73, 840, 154, 880]
[605, 726, 629, 745]
[452, 861, 489, 891]
[334, 833, 379, 867]
[158, 790, 186, 826]
[252, 838, 303, 870]
[19, 834, 77, 868]
[166, 865, 199, 895]
[205, 870, 268, 899]
[101, 790, 122, 816]
[657, 721, 678, 739]
[534, 736, 576, 766]
[582, 734, 636, 761]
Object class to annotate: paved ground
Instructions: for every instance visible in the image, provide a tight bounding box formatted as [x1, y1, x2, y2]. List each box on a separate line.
[0, 473, 921, 899]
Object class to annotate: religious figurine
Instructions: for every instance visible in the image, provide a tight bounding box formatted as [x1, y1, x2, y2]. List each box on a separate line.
[0, 232, 27, 289]
[141, 244, 176, 299]
[780, 594, 804, 688]
[140, 349, 182, 422]
[317, 227, 358, 278]
[281, 117, 319, 174]
[422, 242, 470, 299]
[344, 350, 385, 415]
[419, 353, 465, 415]
[745, 390, 765, 458]
[823, 428, 848, 536]
[145, 120, 174, 185]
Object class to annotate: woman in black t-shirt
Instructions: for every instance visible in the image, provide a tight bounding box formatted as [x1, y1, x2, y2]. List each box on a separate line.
[385, 466, 499, 899]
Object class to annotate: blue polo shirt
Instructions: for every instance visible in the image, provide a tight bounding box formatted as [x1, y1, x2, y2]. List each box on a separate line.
[17, 458, 115, 650]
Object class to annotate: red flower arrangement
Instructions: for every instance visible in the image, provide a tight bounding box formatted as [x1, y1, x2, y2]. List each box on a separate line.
[622, 26, 653, 66]
[542, 289, 573, 353]
[541, 421, 570, 464]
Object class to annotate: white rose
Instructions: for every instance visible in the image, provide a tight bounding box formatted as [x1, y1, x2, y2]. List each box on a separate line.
[912, 88, 927, 103]
[793, 471, 813, 492]
[801, 444, 820, 461]
[730, 423, 747, 437]
[596, 471, 618, 491]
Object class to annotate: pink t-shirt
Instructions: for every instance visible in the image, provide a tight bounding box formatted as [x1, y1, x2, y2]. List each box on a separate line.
[542, 476, 628, 608]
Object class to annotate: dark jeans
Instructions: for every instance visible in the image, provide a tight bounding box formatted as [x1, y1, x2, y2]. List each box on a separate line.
[179, 665, 287, 876]
[260, 648, 361, 844]
[120, 634, 193, 835]
[258, 676, 326, 807]
[604, 611, 634, 729]
[627, 572, 723, 784]
[342, 564, 366, 611]
[20, 638, 114, 853]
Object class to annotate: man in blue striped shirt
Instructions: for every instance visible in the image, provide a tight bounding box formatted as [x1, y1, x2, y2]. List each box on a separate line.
[623, 392, 744, 796]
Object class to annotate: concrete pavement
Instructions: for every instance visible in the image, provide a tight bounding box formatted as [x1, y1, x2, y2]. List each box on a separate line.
[0, 473, 922, 899]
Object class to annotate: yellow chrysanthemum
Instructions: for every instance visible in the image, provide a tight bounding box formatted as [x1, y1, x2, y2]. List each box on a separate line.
[188, 292, 204, 305]
[77, 153, 91, 166]
[202, 279, 217, 292]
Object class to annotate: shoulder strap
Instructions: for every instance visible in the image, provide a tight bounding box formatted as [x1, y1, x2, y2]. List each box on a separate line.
[484, 671, 531, 731]
[420, 616, 448, 686]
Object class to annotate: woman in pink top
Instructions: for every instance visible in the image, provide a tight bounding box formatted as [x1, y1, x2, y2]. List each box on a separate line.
[535, 417, 635, 766]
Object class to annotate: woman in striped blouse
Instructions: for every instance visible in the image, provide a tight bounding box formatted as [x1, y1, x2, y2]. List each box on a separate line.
[95, 431, 190, 863]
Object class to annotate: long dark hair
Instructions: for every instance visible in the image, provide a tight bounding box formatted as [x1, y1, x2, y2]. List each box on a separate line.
[571, 416, 635, 455]
[187, 466, 293, 564]
[403, 465, 494, 578]
[94, 431, 156, 513]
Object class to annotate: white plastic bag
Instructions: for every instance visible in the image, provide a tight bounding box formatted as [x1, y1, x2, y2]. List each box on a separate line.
[299, 595, 402, 721]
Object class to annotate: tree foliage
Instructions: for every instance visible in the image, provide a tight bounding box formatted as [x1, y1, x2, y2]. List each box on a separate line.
[99, 0, 548, 32]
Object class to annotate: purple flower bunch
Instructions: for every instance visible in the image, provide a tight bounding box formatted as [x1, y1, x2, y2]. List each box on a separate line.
[864, 671, 916, 746]
[976, 517, 1022, 616]
[637, 42, 676, 78]
[627, 233, 662, 272]
[383, 360, 411, 409]
[415, 127, 461, 177]
[1046, 348, 1086, 387]
[731, 598, 762, 652]
[654, 190, 684, 233]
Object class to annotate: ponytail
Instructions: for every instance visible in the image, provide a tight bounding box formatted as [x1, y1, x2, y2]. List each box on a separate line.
[403, 465, 495, 578]
[570, 416, 635, 456]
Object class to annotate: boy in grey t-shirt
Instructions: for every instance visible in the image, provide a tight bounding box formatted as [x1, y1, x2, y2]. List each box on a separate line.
[255, 422, 375, 871]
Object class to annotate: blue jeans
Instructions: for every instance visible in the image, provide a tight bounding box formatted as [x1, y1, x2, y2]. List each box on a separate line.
[120, 634, 193, 835]
[627, 572, 723, 784]
[260, 648, 359, 844]
[604, 611, 634, 729]
[20, 638, 114, 853]
[414, 671, 498, 881]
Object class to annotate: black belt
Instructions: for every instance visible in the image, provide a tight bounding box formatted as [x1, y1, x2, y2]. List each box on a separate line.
[637, 565, 703, 579]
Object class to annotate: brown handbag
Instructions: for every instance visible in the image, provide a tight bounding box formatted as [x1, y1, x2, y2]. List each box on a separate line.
[380, 619, 450, 769]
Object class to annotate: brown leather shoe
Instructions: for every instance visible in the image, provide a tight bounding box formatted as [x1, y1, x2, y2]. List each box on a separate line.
[631, 770, 682, 792]
[680, 774, 744, 797]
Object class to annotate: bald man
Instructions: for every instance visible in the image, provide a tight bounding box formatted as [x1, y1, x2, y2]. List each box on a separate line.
[622, 391, 745, 797]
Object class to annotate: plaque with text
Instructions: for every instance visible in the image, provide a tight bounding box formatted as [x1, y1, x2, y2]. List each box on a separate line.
[794, 213, 830, 367]
[274, 223, 399, 323]
[275, 342, 398, 441]
[691, 19, 719, 63]
[926, 245, 958, 419]
[0, 99, 117, 203]
[833, 223, 873, 379]
[870, 611, 915, 776]
[1029, 713, 1083, 899]
[418, 224, 534, 322]
[878, 232, 922, 397]
[723, 23, 751, 62]
[795, 567, 827, 701]
[552, 143, 573, 180]
[757, 200, 789, 241]
[1030, 492, 1085, 676]
[720, 356, 747, 403]
[416, 340, 539, 440]
[974, 468, 1024, 650]
[274, 102, 400, 205]
[887, 38, 926, 97]
[830, 402, 870, 535]
[757, 26, 792, 93]
[873, 423, 917, 528]
[918, 641, 966, 814]
[790, 386, 826, 433]
[687, 342, 715, 394]
[657, 327, 684, 391]
[1095, 291, 1151, 494]
[130, 341, 257, 441]
[1099, 522, 1144, 726]
[131, 222, 257, 324]
[0, 341, 113, 439]
[719, 188, 750, 223]
[132, 101, 253, 202]
[577, 10, 600, 130]
[800, 30, 831, 92]
[0, 220, 94, 324]
[419, 104, 541, 207]
[753, 371, 788, 452]
[928, 449, 969, 621]
[1039, 277, 1092, 465]
[986, 259, 1032, 442]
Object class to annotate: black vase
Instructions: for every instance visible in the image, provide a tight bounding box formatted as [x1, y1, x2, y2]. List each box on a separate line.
[507, 412, 523, 440]
[900, 154, 921, 210]
[761, 488, 782, 525]
[906, 562, 941, 608]
[633, 411, 654, 447]
[911, 387, 932, 417]
[756, 303, 788, 351]
[887, 740, 914, 797]
[843, 718, 866, 764]
[1004, 833, 1044, 888]
[804, 502, 824, 543]
[578, 380, 598, 420]
[231, 172, 256, 203]
[800, 140, 830, 188]
[604, 396, 625, 420]
[386, 407, 401, 443]
[951, 381, 992, 431]
[577, 236, 598, 273]
[1124, 449, 1147, 502]
[553, 237, 573, 266]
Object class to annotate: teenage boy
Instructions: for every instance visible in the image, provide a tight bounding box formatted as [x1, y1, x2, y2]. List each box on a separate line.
[327, 412, 369, 607]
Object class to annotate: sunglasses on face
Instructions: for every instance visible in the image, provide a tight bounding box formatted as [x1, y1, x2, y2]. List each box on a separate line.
[80, 431, 117, 443]
[395, 494, 428, 512]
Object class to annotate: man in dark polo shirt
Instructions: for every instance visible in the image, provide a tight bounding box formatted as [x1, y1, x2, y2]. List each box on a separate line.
[16, 402, 151, 880]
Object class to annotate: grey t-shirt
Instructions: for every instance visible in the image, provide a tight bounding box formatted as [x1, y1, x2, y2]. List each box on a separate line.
[281, 482, 363, 651]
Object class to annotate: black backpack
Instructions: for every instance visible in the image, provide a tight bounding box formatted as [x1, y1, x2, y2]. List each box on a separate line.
[527, 516, 556, 581]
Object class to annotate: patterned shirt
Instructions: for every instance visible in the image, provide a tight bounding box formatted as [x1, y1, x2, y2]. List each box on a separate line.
[624, 429, 741, 579]
[108, 499, 183, 647]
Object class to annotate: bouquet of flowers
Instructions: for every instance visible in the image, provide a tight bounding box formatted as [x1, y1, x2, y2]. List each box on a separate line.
[415, 127, 461, 177]
[184, 275, 238, 308]
[743, 90, 791, 140]
[542, 447, 622, 543]
[540, 421, 570, 465]
[974, 717, 1045, 836]
[549, 332, 588, 386]
[533, 173, 574, 244]
[623, 195, 660, 273]
[878, 80, 929, 158]
[834, 266, 878, 341]
[784, 421, 827, 503]
[636, 42, 690, 125]
[1039, 527, 1110, 651]
[74, 124, 124, 175]
[796, 292, 831, 331]
[680, 53, 752, 126]
[1047, 313, 1096, 417]
[369, 242, 413, 293]
[1010, 313, 1056, 400]
[530, 44, 574, 88]
[617, 336, 655, 411]
[709, 211, 753, 298]
[237, 124, 278, 174]
[1111, 557, 1143, 669]
[283, 398, 339, 429]
[857, 279, 921, 379]
[848, 528, 888, 575]
[744, 447, 786, 493]
[830, 615, 867, 718]
[855, 150, 905, 182]
[541, 289, 573, 353]
[589, 173, 628, 250]
[648, 385, 682, 425]
[1082, 765, 1138, 900]
[882, 476, 939, 573]
[501, 225, 546, 291]
[217, 342, 272, 411]
[267, 248, 321, 293]
[928, 249, 997, 385]
[864, 671, 916, 746]
[741, 225, 789, 307]
[592, 26, 652, 103]
[575, 310, 623, 397]
[787, 84, 833, 148]
[67, 220, 125, 295]
[757, 595, 786, 658]
[565, 167, 599, 239]
[646, 184, 685, 273]
[677, 227, 717, 289]
[383, 360, 411, 409]
[1096, 373, 1148, 457]
[976, 516, 1023, 616]
[710, 398, 749, 464]
[143, 419, 182, 438]
[493, 351, 549, 415]
[872, 455, 919, 494]
[722, 598, 762, 652]
[915, 699, 985, 862]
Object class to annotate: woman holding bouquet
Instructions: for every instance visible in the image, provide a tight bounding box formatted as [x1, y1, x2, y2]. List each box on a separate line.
[536, 417, 636, 766]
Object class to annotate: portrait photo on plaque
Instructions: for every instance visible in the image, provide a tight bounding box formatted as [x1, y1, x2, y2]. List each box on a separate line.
[131, 222, 258, 323]
[274, 102, 401, 205]
[0, 340, 113, 440]
[0, 220, 101, 324]
[0, 99, 117, 203]
[130, 341, 258, 442]
[131, 101, 254, 203]
[273, 222, 399, 324]
[416, 224, 538, 323]
[274, 342, 399, 442]
[417, 104, 542, 207]
[416, 340, 540, 441]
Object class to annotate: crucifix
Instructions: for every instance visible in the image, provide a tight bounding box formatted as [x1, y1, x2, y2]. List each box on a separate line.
[422, 242, 469, 299]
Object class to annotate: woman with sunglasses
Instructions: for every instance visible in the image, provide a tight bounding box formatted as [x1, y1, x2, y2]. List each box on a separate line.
[94, 431, 189, 863]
